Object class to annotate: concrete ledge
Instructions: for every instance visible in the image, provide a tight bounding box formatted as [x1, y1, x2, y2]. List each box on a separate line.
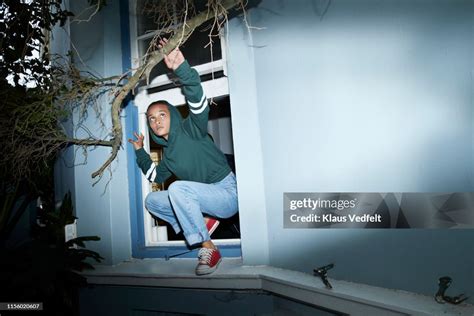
[82, 258, 474, 316]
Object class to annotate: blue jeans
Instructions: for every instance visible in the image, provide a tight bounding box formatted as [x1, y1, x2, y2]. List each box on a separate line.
[145, 172, 238, 246]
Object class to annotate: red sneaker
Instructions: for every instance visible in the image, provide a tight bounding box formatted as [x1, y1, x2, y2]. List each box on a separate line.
[195, 247, 222, 275]
[206, 218, 220, 236]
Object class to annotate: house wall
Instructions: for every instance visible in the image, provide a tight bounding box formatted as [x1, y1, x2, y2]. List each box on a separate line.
[226, 0, 473, 301]
[53, 0, 132, 265]
[52, 0, 76, 213]
[79, 285, 335, 316]
[52, 0, 473, 302]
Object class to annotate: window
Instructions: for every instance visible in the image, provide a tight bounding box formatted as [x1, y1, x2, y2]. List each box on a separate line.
[131, 0, 226, 88]
[129, 0, 241, 256]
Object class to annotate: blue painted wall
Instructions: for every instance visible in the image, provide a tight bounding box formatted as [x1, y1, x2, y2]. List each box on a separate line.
[225, 18, 271, 265]
[51, 2, 76, 210]
[54, 0, 132, 265]
[226, 0, 473, 301]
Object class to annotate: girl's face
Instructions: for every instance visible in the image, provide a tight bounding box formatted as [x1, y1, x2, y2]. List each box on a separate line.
[147, 103, 170, 140]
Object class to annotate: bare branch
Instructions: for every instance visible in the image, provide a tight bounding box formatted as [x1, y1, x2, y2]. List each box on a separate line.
[90, 0, 243, 179]
[71, 2, 102, 24]
[64, 138, 114, 147]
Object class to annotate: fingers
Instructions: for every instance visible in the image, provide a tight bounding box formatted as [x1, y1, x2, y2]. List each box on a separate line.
[131, 132, 144, 141]
[159, 38, 167, 47]
[158, 38, 167, 49]
[133, 132, 144, 138]
[159, 37, 179, 52]
[129, 132, 145, 150]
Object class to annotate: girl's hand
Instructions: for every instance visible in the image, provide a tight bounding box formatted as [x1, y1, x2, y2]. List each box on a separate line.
[128, 132, 144, 150]
[159, 38, 185, 71]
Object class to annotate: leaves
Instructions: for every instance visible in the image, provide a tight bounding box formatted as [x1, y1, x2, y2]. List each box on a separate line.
[0, 0, 74, 88]
[65, 236, 101, 248]
[0, 190, 103, 313]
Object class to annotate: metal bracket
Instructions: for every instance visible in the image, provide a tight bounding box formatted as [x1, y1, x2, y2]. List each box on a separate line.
[435, 276, 469, 305]
[314, 263, 335, 289]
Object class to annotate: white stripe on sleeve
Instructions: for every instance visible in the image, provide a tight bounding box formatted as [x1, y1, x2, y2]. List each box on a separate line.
[145, 163, 156, 179]
[187, 94, 206, 108]
[148, 168, 157, 182]
[190, 100, 208, 114]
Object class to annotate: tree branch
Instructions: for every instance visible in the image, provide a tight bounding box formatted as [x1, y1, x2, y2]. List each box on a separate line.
[64, 138, 114, 147]
[91, 0, 242, 179]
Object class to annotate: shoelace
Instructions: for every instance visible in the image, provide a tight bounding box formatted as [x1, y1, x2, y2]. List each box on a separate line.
[198, 248, 214, 264]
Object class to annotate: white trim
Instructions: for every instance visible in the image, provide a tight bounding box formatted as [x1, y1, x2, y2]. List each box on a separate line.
[138, 113, 155, 245]
[142, 59, 225, 90]
[134, 76, 229, 112]
[220, 28, 228, 77]
[149, 239, 241, 247]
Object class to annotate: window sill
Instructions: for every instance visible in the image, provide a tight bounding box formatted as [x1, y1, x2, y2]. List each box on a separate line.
[81, 259, 473, 316]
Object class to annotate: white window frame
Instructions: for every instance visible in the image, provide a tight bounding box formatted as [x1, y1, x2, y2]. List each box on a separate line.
[129, 0, 239, 248]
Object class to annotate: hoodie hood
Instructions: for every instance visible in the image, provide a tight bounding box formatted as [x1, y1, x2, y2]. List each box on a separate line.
[147, 100, 183, 147]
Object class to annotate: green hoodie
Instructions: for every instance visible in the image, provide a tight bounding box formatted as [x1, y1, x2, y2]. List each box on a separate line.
[134, 60, 231, 184]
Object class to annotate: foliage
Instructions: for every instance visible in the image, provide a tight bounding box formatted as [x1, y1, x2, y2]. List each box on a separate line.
[0, 0, 115, 185]
[0, 0, 70, 186]
[0, 0, 73, 88]
[0, 0, 248, 182]
[0, 182, 35, 243]
[0, 81, 67, 186]
[0, 191, 103, 315]
[0, 61, 118, 186]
